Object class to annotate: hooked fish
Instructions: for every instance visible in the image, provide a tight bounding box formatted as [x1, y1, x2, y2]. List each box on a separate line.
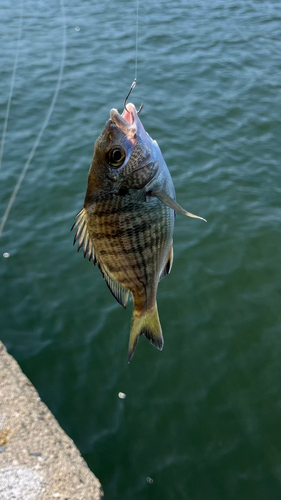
[72, 90, 205, 361]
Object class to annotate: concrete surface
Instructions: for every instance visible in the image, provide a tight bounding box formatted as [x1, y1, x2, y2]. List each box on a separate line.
[0, 341, 103, 500]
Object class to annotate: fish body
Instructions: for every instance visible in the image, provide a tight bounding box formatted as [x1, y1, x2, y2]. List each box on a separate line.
[72, 103, 205, 361]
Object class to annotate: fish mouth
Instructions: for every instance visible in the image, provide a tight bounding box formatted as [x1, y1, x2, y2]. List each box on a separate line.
[110, 103, 138, 136]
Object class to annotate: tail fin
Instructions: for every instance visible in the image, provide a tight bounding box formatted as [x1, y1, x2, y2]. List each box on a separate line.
[128, 303, 164, 362]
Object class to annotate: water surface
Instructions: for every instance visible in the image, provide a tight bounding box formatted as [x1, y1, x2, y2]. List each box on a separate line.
[1, 1, 281, 499]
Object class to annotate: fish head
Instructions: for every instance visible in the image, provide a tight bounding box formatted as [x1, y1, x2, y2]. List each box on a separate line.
[85, 103, 160, 200]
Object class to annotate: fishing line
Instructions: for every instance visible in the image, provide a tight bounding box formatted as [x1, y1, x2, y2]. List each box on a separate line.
[123, 0, 143, 113]
[0, 0, 24, 172]
[0, 0, 66, 239]
[135, 0, 139, 81]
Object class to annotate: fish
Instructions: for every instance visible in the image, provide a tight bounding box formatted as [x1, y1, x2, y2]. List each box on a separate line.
[72, 100, 206, 361]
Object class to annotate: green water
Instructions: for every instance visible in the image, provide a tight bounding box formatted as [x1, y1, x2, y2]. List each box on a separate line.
[1, 0, 281, 498]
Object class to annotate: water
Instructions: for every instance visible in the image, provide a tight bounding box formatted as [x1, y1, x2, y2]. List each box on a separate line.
[1, 0, 281, 498]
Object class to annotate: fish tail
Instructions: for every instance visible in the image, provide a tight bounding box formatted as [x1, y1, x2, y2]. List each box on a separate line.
[128, 303, 163, 362]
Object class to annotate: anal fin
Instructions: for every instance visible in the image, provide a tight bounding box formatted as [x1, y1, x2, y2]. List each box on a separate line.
[159, 245, 174, 281]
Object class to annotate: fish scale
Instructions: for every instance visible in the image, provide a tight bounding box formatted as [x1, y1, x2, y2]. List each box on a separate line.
[93, 194, 172, 304]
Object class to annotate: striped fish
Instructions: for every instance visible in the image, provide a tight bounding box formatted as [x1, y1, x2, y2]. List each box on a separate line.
[72, 102, 205, 361]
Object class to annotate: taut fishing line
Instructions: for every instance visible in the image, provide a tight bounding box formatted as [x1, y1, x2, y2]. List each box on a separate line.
[0, 0, 66, 239]
[135, 0, 139, 81]
[124, 0, 142, 113]
[0, 0, 24, 172]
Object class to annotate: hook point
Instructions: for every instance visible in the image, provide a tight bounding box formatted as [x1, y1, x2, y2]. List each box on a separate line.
[124, 79, 143, 114]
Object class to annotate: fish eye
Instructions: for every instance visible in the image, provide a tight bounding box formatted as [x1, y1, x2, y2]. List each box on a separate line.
[106, 146, 126, 168]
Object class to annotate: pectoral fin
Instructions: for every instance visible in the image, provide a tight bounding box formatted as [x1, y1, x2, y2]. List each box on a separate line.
[151, 189, 206, 222]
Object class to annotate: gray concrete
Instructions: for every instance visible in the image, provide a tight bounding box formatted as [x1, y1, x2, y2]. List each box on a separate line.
[0, 341, 103, 500]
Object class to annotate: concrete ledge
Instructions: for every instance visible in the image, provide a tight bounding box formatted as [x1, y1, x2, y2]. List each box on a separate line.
[0, 341, 103, 500]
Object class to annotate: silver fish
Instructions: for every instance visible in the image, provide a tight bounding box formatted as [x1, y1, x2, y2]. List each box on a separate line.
[72, 101, 205, 361]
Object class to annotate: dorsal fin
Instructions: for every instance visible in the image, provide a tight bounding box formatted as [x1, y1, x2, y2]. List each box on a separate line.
[71, 208, 128, 308]
[98, 263, 129, 309]
[71, 208, 96, 264]
[159, 245, 174, 281]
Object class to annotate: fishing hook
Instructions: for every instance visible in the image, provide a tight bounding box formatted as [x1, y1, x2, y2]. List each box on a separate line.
[124, 79, 143, 114]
